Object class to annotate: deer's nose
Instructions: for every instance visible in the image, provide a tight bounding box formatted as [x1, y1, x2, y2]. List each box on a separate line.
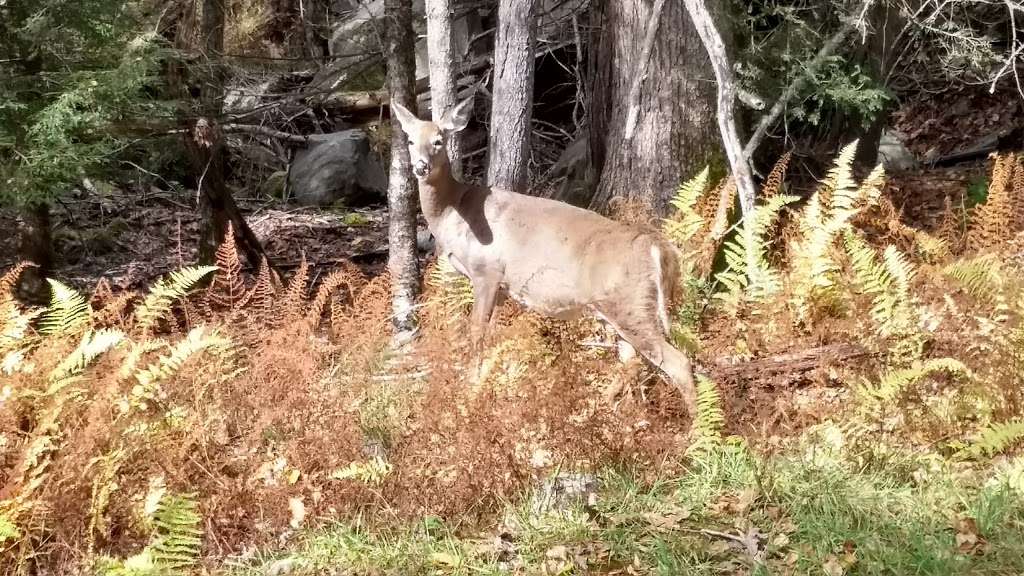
[413, 161, 429, 177]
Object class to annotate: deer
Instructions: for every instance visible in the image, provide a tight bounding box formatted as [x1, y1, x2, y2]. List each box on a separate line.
[391, 95, 698, 416]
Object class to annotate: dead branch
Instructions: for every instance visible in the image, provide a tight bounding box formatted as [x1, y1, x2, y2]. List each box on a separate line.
[710, 343, 869, 381]
[222, 123, 311, 143]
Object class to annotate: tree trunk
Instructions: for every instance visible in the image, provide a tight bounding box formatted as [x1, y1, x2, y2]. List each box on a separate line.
[487, 0, 536, 192]
[587, 0, 720, 215]
[14, 203, 52, 303]
[385, 0, 421, 338]
[191, 0, 265, 267]
[426, 0, 464, 180]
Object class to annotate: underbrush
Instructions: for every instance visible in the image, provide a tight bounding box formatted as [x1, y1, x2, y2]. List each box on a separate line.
[3, 146, 1024, 574]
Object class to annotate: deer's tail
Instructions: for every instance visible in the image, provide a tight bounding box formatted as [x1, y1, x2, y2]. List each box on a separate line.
[650, 238, 682, 336]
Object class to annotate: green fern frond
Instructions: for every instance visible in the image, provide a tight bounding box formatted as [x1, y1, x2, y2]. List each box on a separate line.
[50, 328, 125, 384]
[427, 255, 474, 318]
[855, 358, 969, 407]
[0, 512, 19, 545]
[133, 266, 217, 334]
[714, 194, 799, 307]
[686, 376, 725, 456]
[133, 326, 232, 398]
[329, 456, 392, 485]
[149, 493, 203, 570]
[39, 279, 91, 335]
[663, 167, 711, 248]
[944, 254, 1004, 302]
[958, 419, 1024, 460]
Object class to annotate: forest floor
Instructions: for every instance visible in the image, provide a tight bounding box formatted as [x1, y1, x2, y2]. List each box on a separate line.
[3, 85, 1024, 576]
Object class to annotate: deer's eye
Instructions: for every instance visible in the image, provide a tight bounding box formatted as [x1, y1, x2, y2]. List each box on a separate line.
[407, 139, 415, 146]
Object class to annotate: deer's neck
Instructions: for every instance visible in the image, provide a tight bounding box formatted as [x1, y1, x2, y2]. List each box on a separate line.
[418, 156, 466, 227]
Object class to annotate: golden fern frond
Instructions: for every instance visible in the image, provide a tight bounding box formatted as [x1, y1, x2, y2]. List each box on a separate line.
[686, 376, 725, 456]
[910, 230, 950, 263]
[943, 254, 1004, 302]
[1012, 157, 1024, 231]
[251, 256, 276, 322]
[39, 279, 91, 336]
[822, 140, 860, 214]
[133, 266, 217, 335]
[133, 326, 232, 397]
[49, 328, 125, 384]
[761, 152, 791, 200]
[207, 222, 249, 309]
[281, 255, 310, 323]
[958, 419, 1024, 460]
[855, 358, 969, 407]
[0, 262, 35, 300]
[94, 291, 139, 329]
[968, 153, 1014, 252]
[306, 264, 364, 327]
[150, 492, 203, 571]
[663, 167, 711, 249]
[427, 255, 474, 318]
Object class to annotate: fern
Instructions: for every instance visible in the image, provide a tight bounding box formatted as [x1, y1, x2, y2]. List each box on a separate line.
[50, 328, 125, 385]
[944, 254, 1004, 302]
[427, 255, 474, 319]
[281, 255, 310, 322]
[330, 457, 392, 485]
[0, 512, 19, 545]
[958, 419, 1024, 460]
[0, 262, 35, 300]
[715, 194, 799, 309]
[844, 232, 922, 360]
[789, 142, 885, 324]
[855, 358, 969, 407]
[132, 326, 232, 400]
[686, 376, 725, 456]
[98, 492, 203, 575]
[39, 279, 91, 335]
[663, 167, 711, 249]
[133, 266, 217, 334]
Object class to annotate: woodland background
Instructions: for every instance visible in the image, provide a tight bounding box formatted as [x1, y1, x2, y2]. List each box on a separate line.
[2, 0, 1024, 574]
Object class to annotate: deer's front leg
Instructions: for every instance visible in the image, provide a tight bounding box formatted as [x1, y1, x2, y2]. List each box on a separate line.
[469, 278, 501, 351]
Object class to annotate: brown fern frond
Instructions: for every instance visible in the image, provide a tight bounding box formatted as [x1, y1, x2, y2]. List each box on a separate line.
[969, 153, 1015, 252]
[93, 291, 138, 329]
[761, 152, 792, 200]
[1012, 157, 1024, 232]
[207, 222, 250, 310]
[937, 195, 967, 254]
[90, 277, 114, 309]
[281, 254, 310, 323]
[252, 256, 277, 323]
[692, 178, 736, 279]
[307, 263, 365, 329]
[0, 262, 35, 299]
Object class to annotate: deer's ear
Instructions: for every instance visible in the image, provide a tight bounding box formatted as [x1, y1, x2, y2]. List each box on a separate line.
[438, 95, 474, 134]
[391, 100, 419, 135]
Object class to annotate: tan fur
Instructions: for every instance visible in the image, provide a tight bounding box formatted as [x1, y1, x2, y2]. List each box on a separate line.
[392, 98, 697, 415]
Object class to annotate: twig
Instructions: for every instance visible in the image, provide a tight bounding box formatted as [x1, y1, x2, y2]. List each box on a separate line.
[222, 123, 310, 144]
[623, 0, 668, 141]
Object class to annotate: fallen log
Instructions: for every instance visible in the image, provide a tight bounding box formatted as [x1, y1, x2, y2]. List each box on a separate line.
[709, 343, 869, 381]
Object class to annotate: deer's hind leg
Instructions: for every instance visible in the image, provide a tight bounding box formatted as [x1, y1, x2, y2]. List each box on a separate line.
[596, 307, 697, 417]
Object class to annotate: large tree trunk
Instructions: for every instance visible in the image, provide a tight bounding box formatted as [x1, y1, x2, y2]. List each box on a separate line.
[487, 0, 537, 192]
[14, 203, 52, 303]
[191, 0, 265, 266]
[385, 0, 421, 338]
[587, 0, 720, 215]
[426, 0, 464, 180]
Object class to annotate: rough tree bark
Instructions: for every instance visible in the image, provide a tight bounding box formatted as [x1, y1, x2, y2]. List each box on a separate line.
[425, 0, 464, 180]
[188, 0, 265, 266]
[487, 0, 537, 192]
[683, 0, 755, 215]
[588, 0, 720, 215]
[14, 203, 52, 302]
[385, 0, 421, 338]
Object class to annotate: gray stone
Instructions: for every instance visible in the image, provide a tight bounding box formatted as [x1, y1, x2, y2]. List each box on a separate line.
[877, 129, 919, 171]
[289, 130, 387, 207]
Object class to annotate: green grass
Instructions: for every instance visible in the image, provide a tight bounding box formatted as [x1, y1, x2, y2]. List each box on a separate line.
[228, 427, 1024, 575]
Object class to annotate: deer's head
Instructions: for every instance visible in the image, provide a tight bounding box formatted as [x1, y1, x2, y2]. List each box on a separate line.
[391, 96, 473, 179]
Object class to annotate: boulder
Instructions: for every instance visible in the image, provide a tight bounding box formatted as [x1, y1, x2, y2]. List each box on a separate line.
[876, 129, 919, 171]
[289, 130, 387, 207]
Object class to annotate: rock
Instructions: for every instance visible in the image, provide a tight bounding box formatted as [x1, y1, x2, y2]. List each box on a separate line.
[532, 472, 600, 514]
[876, 129, 919, 171]
[289, 130, 387, 207]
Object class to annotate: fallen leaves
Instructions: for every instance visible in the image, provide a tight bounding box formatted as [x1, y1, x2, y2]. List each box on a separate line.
[953, 516, 988, 555]
[822, 540, 857, 576]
